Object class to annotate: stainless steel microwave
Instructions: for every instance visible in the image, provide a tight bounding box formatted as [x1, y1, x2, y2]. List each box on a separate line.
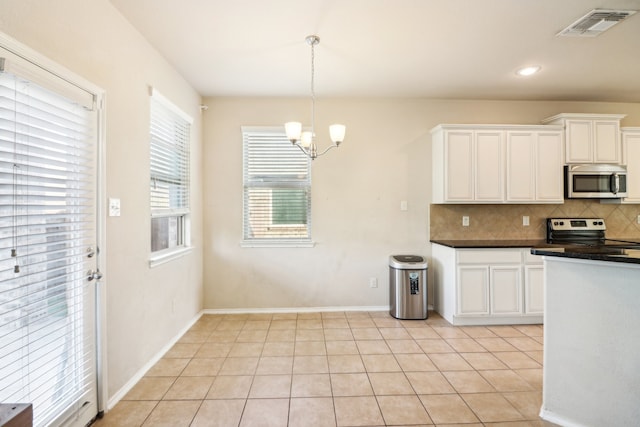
[565, 164, 628, 199]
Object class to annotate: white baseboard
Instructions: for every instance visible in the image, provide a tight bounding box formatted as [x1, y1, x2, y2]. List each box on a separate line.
[539, 408, 585, 427]
[106, 311, 203, 411]
[203, 305, 436, 315]
[203, 305, 390, 315]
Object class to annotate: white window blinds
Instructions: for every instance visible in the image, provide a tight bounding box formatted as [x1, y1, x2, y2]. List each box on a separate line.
[0, 59, 98, 427]
[149, 90, 190, 212]
[242, 127, 311, 245]
[149, 89, 191, 256]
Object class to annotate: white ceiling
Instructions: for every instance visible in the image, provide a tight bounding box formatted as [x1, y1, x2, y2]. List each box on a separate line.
[109, 0, 640, 102]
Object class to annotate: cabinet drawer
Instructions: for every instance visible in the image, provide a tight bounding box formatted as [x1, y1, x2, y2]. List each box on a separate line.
[457, 249, 522, 264]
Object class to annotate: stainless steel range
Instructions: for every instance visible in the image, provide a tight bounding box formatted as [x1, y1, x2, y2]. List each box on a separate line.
[546, 218, 640, 249]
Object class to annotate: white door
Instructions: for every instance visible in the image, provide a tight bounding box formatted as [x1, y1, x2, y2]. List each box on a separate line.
[457, 266, 489, 315]
[475, 131, 504, 202]
[489, 266, 522, 314]
[593, 120, 620, 163]
[623, 130, 640, 203]
[0, 49, 101, 427]
[524, 265, 544, 314]
[506, 131, 535, 201]
[445, 130, 474, 201]
[535, 132, 564, 202]
[566, 120, 593, 163]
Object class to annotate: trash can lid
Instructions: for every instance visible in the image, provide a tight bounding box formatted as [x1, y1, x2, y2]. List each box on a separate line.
[389, 255, 427, 269]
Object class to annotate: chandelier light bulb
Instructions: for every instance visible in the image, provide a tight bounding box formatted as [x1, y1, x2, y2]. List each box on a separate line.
[300, 131, 313, 148]
[285, 121, 302, 142]
[329, 124, 346, 145]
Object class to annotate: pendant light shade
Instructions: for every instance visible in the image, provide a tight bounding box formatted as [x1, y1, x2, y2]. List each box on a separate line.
[285, 35, 346, 160]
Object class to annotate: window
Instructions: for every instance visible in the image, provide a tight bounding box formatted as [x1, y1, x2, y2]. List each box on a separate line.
[242, 127, 312, 246]
[149, 88, 191, 263]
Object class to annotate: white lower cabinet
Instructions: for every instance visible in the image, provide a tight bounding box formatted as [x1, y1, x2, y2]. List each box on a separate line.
[524, 265, 544, 314]
[490, 266, 522, 314]
[457, 266, 489, 315]
[432, 244, 544, 325]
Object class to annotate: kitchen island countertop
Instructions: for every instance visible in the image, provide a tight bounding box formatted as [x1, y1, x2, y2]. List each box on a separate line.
[531, 246, 640, 264]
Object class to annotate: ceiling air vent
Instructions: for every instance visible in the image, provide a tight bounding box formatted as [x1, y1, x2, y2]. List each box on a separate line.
[558, 9, 637, 37]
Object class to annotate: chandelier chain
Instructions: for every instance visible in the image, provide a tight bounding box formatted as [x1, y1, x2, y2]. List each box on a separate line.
[310, 40, 316, 137]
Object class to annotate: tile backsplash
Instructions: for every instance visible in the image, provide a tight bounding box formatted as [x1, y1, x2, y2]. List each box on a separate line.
[430, 200, 640, 240]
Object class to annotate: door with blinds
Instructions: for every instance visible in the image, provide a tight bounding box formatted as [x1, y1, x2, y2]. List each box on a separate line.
[0, 47, 101, 427]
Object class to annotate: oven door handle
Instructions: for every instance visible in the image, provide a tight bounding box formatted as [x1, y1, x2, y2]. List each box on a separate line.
[611, 173, 620, 195]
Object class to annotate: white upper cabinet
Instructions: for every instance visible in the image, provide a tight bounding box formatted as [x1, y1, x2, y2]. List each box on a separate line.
[475, 131, 505, 201]
[432, 126, 504, 203]
[432, 124, 563, 204]
[543, 113, 625, 164]
[506, 130, 564, 203]
[442, 130, 474, 201]
[621, 128, 640, 203]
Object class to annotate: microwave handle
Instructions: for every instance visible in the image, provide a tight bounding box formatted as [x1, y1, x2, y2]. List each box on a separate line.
[611, 173, 620, 195]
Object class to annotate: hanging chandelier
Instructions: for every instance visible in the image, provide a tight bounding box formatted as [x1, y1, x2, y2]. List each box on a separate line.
[285, 35, 346, 160]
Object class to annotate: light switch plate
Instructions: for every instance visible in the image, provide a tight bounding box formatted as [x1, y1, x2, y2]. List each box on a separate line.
[109, 198, 121, 217]
[462, 216, 470, 227]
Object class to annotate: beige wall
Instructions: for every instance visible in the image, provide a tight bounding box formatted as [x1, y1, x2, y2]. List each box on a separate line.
[0, 0, 204, 401]
[203, 98, 640, 310]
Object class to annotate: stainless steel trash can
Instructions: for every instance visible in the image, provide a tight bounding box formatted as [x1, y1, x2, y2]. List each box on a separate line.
[389, 255, 428, 320]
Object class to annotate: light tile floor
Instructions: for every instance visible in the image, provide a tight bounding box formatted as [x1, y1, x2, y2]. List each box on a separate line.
[94, 311, 556, 427]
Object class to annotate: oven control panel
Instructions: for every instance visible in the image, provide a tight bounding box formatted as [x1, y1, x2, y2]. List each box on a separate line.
[548, 218, 606, 231]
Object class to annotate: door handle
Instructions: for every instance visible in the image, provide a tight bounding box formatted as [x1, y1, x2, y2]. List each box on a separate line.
[87, 270, 103, 282]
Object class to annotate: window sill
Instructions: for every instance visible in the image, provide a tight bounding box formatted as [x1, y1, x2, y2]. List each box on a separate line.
[240, 240, 315, 248]
[149, 246, 193, 267]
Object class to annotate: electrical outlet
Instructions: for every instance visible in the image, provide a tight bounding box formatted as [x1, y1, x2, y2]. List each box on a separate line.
[523, 216, 530, 226]
[637, 214, 640, 224]
[400, 200, 408, 211]
[462, 216, 470, 227]
[369, 277, 378, 288]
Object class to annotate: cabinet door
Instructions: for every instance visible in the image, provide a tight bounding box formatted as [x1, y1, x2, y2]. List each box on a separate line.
[445, 131, 474, 201]
[490, 266, 522, 314]
[566, 120, 593, 163]
[622, 131, 640, 203]
[475, 131, 504, 201]
[535, 132, 564, 202]
[506, 132, 535, 201]
[593, 120, 620, 163]
[524, 265, 544, 314]
[457, 266, 489, 315]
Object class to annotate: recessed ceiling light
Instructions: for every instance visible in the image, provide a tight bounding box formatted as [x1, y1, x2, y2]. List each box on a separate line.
[516, 66, 541, 76]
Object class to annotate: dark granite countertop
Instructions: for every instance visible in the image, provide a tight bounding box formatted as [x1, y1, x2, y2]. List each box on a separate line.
[430, 239, 552, 248]
[430, 239, 640, 264]
[531, 246, 640, 264]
